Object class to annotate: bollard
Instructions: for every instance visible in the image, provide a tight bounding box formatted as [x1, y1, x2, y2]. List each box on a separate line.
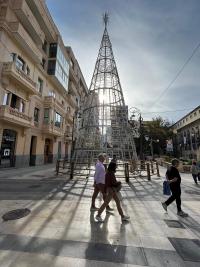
[63, 159, 65, 169]
[150, 160, 154, 174]
[140, 160, 145, 170]
[56, 160, 59, 176]
[156, 162, 160, 177]
[70, 161, 74, 179]
[125, 163, 129, 183]
[147, 163, 151, 181]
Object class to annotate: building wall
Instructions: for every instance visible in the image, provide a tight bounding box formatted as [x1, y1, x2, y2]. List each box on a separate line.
[172, 106, 200, 160]
[0, 0, 88, 168]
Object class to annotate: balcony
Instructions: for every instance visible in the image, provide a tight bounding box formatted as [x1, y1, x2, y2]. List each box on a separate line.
[0, 105, 32, 128]
[9, 21, 42, 63]
[42, 122, 64, 137]
[48, 73, 68, 96]
[12, 0, 45, 45]
[26, 0, 57, 42]
[43, 96, 66, 113]
[2, 62, 38, 95]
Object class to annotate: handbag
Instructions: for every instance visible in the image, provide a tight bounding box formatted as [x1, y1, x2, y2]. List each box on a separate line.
[112, 181, 122, 192]
[163, 180, 171, 195]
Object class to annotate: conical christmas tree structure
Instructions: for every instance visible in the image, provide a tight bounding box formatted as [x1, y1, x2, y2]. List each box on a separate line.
[71, 13, 137, 177]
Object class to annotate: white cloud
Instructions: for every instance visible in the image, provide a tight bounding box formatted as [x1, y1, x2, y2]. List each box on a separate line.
[46, 0, 200, 122]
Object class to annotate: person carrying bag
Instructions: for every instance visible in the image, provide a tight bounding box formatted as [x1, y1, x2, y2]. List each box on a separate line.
[161, 159, 188, 217]
[163, 177, 171, 196]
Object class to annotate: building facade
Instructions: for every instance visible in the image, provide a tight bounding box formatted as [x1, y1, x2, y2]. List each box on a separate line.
[65, 46, 88, 158]
[0, 0, 88, 168]
[172, 105, 200, 160]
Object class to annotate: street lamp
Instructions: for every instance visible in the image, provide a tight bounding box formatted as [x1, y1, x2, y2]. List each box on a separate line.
[71, 109, 82, 160]
[70, 109, 82, 179]
[129, 107, 143, 159]
[145, 135, 159, 160]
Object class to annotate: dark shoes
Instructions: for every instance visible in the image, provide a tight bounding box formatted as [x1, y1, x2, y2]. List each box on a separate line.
[161, 202, 167, 212]
[177, 210, 188, 217]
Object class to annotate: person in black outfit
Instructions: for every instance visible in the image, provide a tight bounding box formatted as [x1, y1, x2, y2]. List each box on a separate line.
[162, 159, 188, 217]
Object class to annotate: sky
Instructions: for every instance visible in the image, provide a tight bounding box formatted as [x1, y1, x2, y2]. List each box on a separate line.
[46, 0, 200, 123]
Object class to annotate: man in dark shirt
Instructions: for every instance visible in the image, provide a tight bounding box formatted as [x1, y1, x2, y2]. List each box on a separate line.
[162, 159, 188, 217]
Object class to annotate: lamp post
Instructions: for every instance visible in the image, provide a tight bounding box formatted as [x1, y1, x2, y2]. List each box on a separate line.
[145, 135, 159, 160]
[129, 107, 143, 159]
[70, 109, 82, 160]
[70, 110, 78, 179]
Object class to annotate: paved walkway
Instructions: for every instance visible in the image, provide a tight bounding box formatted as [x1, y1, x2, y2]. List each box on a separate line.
[0, 165, 199, 266]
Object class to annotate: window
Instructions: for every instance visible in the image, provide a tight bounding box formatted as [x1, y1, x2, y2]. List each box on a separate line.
[67, 106, 71, 112]
[47, 60, 56, 75]
[48, 91, 56, 98]
[55, 112, 62, 128]
[16, 56, 25, 70]
[34, 108, 40, 122]
[190, 114, 192, 118]
[10, 94, 18, 110]
[26, 66, 30, 76]
[37, 78, 43, 93]
[194, 112, 197, 116]
[44, 108, 49, 124]
[3, 92, 9, 105]
[49, 43, 57, 58]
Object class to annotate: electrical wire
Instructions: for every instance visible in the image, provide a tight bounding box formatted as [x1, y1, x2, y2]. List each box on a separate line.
[141, 107, 194, 115]
[150, 41, 200, 108]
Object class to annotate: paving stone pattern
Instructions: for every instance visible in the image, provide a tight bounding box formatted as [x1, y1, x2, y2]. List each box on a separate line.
[164, 219, 185, 229]
[0, 165, 199, 266]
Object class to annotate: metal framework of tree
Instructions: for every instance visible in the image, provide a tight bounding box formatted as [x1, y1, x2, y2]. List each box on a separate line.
[71, 13, 137, 176]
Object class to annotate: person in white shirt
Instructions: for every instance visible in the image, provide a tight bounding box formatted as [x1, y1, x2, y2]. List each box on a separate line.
[90, 153, 113, 211]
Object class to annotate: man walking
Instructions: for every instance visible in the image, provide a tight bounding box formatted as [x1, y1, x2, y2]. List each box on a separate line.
[90, 153, 113, 211]
[191, 161, 199, 184]
[162, 158, 188, 217]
